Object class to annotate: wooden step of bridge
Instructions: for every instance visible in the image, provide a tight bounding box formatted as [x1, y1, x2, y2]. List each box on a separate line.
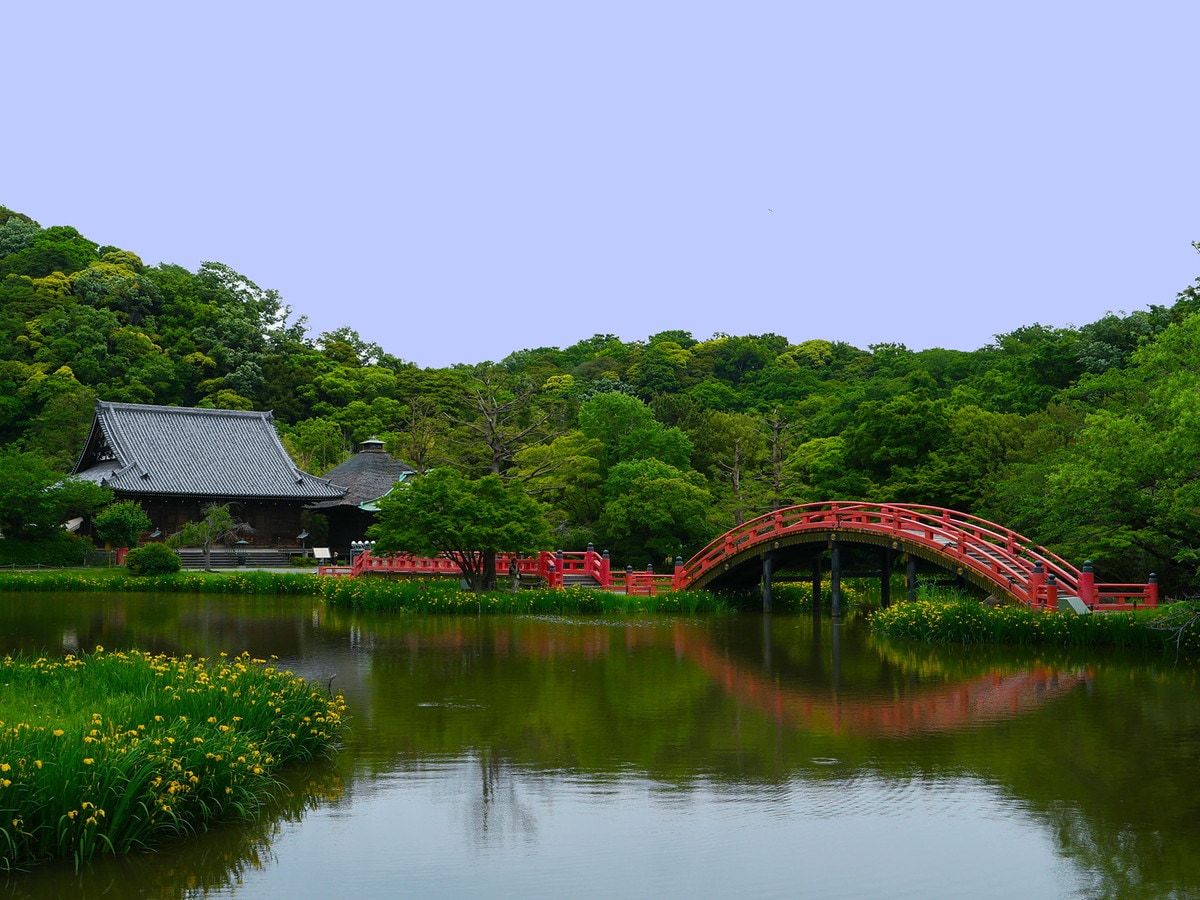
[562, 573, 602, 588]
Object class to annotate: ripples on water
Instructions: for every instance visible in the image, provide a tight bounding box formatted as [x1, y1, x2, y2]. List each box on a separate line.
[1, 594, 1197, 899]
[207, 762, 1080, 900]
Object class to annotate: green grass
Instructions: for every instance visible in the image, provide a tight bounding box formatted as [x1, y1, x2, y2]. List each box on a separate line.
[0, 649, 345, 871]
[0, 570, 733, 614]
[318, 579, 732, 614]
[0, 569, 323, 595]
[869, 597, 1193, 653]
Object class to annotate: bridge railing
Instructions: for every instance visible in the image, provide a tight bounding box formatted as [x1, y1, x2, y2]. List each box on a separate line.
[837, 503, 1087, 602]
[673, 501, 1157, 609]
[613, 571, 674, 595]
[547, 548, 612, 587]
[676, 502, 1061, 588]
[328, 547, 614, 590]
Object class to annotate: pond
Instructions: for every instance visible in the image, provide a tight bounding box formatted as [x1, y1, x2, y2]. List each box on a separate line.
[1, 591, 1198, 899]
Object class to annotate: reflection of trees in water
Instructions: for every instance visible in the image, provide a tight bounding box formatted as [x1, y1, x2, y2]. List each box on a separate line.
[7, 596, 1200, 897]
[352, 613, 1200, 897]
[1049, 805, 1178, 900]
[469, 748, 539, 849]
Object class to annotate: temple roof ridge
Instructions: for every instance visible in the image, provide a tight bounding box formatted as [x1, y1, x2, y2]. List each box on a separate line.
[72, 401, 348, 501]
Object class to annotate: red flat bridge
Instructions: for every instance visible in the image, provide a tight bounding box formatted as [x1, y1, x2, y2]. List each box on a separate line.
[322, 547, 672, 595]
[672, 502, 1157, 612]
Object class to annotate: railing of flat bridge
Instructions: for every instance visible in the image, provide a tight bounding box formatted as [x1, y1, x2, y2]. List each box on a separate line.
[320, 546, 673, 595]
[318, 502, 1158, 610]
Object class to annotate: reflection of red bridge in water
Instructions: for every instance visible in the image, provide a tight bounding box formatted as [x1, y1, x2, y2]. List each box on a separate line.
[325, 502, 1158, 611]
[677, 629, 1091, 737]
[399, 618, 1091, 737]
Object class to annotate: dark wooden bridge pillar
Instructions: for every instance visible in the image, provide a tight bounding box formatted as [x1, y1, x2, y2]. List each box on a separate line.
[906, 555, 918, 602]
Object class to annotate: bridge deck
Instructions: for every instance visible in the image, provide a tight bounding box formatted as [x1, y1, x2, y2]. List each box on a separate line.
[673, 502, 1157, 610]
[318, 503, 1158, 611]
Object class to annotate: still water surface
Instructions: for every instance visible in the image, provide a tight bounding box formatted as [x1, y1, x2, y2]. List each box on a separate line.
[1, 592, 1198, 899]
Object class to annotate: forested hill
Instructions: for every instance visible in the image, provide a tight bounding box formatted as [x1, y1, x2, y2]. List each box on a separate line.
[3, 204, 1199, 590]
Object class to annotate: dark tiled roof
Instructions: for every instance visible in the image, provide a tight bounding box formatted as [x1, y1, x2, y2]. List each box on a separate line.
[72, 402, 348, 500]
[309, 447, 415, 509]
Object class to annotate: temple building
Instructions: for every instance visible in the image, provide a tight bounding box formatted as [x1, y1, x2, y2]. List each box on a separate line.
[72, 401, 347, 545]
[308, 437, 416, 554]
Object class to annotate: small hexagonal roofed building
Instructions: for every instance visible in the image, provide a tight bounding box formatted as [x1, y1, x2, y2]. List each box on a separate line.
[72, 401, 348, 545]
[307, 437, 417, 556]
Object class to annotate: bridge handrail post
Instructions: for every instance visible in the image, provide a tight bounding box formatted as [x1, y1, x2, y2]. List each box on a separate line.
[1045, 573, 1058, 611]
[1078, 561, 1096, 606]
[352, 547, 373, 577]
[1146, 573, 1158, 608]
[1029, 562, 1046, 608]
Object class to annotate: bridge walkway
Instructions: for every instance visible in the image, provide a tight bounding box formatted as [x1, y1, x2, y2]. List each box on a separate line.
[672, 502, 1157, 611]
[315, 503, 1158, 612]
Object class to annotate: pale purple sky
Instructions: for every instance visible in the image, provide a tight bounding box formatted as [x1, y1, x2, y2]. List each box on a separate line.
[8, 2, 1199, 368]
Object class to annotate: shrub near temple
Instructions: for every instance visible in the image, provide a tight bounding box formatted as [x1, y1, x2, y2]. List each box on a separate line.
[123, 543, 182, 576]
[0, 649, 345, 871]
[92, 501, 152, 552]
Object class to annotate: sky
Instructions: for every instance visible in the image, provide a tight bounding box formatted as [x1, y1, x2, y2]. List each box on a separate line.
[7, 1, 1199, 369]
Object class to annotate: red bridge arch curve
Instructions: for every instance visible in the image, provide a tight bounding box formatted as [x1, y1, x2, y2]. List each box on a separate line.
[672, 502, 1157, 610]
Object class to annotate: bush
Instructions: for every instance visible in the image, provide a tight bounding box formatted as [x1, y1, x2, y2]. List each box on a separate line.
[0, 531, 93, 568]
[124, 543, 182, 576]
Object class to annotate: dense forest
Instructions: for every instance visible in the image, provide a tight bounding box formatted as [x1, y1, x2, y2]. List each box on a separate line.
[2, 204, 1199, 592]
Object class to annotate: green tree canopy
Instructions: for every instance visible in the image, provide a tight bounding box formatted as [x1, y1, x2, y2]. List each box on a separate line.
[0, 448, 112, 539]
[595, 459, 714, 566]
[92, 500, 153, 549]
[991, 309, 1200, 589]
[280, 417, 348, 476]
[368, 468, 550, 591]
[509, 430, 604, 544]
[578, 392, 692, 472]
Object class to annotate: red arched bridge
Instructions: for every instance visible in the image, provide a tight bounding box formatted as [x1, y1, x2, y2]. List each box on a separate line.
[674, 502, 1157, 612]
[326, 502, 1157, 612]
